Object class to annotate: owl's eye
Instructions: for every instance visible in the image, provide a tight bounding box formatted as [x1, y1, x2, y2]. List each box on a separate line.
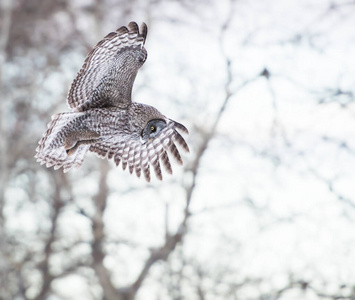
[141, 119, 167, 142]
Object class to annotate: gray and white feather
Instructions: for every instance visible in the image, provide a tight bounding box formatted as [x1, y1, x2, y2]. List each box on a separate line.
[35, 22, 189, 182]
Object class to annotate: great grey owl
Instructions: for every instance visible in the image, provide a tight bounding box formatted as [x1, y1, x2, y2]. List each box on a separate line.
[35, 22, 189, 182]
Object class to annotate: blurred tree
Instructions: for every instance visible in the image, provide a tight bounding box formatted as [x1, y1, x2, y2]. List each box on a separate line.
[0, 0, 355, 299]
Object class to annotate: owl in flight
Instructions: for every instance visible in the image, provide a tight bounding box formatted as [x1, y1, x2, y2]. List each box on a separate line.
[35, 22, 189, 182]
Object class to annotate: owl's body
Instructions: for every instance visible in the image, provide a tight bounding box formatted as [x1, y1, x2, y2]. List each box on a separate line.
[36, 22, 189, 181]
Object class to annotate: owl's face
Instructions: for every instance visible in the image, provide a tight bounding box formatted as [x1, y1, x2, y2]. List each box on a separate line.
[141, 119, 167, 142]
[129, 102, 169, 141]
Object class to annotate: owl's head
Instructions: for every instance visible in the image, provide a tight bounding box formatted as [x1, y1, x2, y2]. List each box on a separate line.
[141, 119, 167, 142]
[130, 103, 167, 141]
[129, 102, 189, 167]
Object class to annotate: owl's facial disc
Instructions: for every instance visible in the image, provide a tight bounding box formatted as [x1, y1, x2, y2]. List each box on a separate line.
[141, 119, 167, 142]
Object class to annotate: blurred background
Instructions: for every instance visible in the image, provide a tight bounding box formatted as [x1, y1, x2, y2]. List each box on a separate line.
[1, 0, 355, 299]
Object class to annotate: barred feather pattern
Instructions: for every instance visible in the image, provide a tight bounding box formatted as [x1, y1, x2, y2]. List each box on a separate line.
[35, 106, 189, 180]
[35, 112, 91, 172]
[35, 22, 190, 181]
[68, 22, 148, 111]
[89, 121, 189, 182]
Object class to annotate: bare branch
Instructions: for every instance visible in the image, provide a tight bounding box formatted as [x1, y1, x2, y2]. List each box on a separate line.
[0, 0, 13, 230]
[34, 172, 68, 300]
[90, 160, 120, 300]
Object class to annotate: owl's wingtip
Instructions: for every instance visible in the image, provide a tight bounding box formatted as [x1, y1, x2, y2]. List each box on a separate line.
[141, 22, 148, 42]
[173, 121, 189, 135]
[127, 22, 139, 33]
[125, 21, 147, 45]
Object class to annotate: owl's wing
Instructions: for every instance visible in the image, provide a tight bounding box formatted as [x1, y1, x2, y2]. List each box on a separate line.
[68, 22, 148, 111]
[35, 112, 91, 172]
[89, 122, 189, 182]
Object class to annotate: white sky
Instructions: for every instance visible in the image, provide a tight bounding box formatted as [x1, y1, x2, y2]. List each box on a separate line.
[4, 0, 355, 299]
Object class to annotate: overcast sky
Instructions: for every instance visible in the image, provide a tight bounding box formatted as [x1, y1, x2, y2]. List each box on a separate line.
[2, 0, 355, 299]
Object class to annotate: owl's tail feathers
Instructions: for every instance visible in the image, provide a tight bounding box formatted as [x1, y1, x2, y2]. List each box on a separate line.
[35, 112, 90, 172]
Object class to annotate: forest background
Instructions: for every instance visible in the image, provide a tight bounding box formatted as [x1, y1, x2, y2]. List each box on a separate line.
[0, 0, 355, 299]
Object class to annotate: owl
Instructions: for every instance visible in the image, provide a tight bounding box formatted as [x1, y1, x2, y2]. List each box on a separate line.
[35, 22, 189, 182]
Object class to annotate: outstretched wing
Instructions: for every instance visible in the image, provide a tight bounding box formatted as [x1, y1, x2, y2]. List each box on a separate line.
[68, 22, 148, 112]
[89, 121, 189, 182]
[35, 112, 91, 172]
